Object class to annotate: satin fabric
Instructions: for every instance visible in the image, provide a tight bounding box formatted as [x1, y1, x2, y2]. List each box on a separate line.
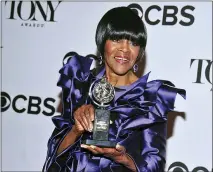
[43, 55, 186, 172]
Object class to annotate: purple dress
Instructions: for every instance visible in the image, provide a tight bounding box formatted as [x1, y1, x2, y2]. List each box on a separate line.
[43, 55, 186, 172]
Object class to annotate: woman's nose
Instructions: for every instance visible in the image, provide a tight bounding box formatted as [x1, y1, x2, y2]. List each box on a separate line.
[118, 40, 130, 52]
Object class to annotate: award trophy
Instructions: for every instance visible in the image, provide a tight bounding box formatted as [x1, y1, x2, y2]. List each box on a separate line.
[83, 77, 117, 147]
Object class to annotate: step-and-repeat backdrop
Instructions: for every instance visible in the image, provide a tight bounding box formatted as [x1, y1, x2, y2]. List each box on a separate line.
[1, 1, 212, 171]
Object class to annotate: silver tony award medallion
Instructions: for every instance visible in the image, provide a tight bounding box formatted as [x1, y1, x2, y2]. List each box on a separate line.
[83, 77, 117, 147]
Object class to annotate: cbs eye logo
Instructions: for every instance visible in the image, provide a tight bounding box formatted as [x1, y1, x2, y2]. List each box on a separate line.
[1, 91, 56, 116]
[1, 92, 11, 112]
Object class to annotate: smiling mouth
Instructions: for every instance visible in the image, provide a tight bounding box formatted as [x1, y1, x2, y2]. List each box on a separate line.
[114, 56, 130, 64]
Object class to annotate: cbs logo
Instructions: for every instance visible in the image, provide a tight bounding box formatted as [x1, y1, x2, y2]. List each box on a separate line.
[1, 91, 56, 116]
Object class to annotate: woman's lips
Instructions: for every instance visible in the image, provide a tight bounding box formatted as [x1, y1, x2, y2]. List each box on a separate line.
[114, 56, 130, 64]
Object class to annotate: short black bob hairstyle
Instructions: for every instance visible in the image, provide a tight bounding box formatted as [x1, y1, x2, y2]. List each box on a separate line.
[95, 6, 147, 57]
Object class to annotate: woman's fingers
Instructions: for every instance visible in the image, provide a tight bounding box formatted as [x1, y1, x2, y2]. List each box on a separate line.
[81, 105, 94, 132]
[88, 105, 95, 131]
[80, 144, 126, 157]
[88, 105, 95, 122]
[74, 104, 95, 132]
[81, 111, 90, 130]
[81, 144, 99, 154]
[84, 108, 92, 131]
[115, 144, 126, 153]
[75, 110, 87, 131]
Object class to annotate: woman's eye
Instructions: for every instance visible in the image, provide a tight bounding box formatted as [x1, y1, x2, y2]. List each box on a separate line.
[112, 39, 120, 43]
[130, 41, 137, 46]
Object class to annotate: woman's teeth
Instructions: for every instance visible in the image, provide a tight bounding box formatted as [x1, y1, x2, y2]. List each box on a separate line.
[115, 57, 129, 62]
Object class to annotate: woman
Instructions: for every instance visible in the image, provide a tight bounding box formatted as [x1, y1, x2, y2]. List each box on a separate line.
[43, 6, 186, 172]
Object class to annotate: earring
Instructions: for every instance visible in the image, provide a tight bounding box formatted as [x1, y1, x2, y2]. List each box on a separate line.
[133, 64, 138, 73]
[99, 55, 103, 65]
[141, 51, 145, 58]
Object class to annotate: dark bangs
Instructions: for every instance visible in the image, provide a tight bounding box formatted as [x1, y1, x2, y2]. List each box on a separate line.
[106, 23, 146, 46]
[96, 6, 147, 56]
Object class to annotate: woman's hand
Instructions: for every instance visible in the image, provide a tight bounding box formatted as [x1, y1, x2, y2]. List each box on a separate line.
[73, 104, 95, 135]
[80, 144, 137, 171]
[57, 105, 94, 154]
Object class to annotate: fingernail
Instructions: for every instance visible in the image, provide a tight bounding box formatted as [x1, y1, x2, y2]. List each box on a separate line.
[116, 144, 122, 149]
[90, 125, 93, 131]
[87, 128, 91, 132]
[81, 144, 87, 148]
[90, 145, 96, 149]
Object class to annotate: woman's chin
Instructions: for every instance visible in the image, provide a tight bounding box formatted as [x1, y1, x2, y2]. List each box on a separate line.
[112, 69, 132, 76]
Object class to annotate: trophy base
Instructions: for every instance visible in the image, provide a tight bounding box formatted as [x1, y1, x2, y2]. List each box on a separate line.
[82, 139, 117, 148]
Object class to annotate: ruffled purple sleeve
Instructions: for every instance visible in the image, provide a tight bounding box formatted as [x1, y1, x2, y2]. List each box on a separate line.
[43, 55, 93, 172]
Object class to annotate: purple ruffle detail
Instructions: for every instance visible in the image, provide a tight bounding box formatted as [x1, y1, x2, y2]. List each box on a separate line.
[57, 55, 93, 89]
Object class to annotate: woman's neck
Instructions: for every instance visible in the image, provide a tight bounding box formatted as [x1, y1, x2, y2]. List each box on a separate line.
[105, 68, 138, 87]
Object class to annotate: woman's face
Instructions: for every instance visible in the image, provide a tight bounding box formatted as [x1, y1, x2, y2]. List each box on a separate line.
[104, 39, 140, 76]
